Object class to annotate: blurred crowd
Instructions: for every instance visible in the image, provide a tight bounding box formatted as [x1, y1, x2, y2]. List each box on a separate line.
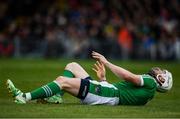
[0, 0, 179, 60]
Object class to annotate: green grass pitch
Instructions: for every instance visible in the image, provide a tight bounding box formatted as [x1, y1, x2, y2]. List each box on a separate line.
[0, 59, 180, 118]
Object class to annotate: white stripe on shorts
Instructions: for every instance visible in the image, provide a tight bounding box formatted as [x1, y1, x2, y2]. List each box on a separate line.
[81, 93, 119, 105]
[90, 80, 118, 90]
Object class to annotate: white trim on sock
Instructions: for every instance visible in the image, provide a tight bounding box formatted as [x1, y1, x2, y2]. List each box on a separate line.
[42, 86, 50, 97]
[25, 92, 32, 101]
[42, 86, 48, 96]
[53, 81, 62, 89]
[45, 85, 52, 96]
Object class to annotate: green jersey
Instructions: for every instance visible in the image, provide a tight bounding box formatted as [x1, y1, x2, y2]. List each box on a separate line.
[113, 74, 157, 105]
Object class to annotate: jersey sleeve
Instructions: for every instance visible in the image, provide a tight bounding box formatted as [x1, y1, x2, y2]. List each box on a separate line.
[140, 75, 157, 89]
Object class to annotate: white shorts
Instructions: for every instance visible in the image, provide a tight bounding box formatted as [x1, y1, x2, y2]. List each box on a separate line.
[80, 80, 119, 105]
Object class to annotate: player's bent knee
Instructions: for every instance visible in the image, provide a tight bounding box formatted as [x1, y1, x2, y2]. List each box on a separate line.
[55, 76, 69, 89]
[56, 76, 64, 81]
[65, 62, 79, 70]
[56, 76, 65, 85]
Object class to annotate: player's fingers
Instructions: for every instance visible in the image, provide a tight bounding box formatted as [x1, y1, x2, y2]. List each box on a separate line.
[92, 52, 99, 56]
[95, 63, 101, 71]
[93, 51, 101, 55]
[97, 61, 102, 69]
[94, 63, 100, 70]
[92, 68, 97, 72]
[92, 51, 97, 56]
[92, 53, 102, 58]
[92, 55, 100, 60]
[92, 51, 101, 57]
[93, 64, 99, 72]
[94, 53, 101, 57]
[92, 51, 98, 54]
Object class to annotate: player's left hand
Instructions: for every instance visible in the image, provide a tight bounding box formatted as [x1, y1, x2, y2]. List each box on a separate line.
[92, 61, 106, 81]
[92, 51, 108, 65]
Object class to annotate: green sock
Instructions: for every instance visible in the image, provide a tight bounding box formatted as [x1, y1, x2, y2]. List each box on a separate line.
[55, 70, 75, 96]
[26, 81, 63, 100]
[63, 70, 75, 78]
[25, 71, 74, 100]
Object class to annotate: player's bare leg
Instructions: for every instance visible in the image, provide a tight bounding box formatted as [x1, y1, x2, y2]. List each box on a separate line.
[7, 76, 82, 104]
[38, 62, 89, 104]
[7, 62, 90, 104]
[55, 76, 81, 97]
[65, 62, 90, 79]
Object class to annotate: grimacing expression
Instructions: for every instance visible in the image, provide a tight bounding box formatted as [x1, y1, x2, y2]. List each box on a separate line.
[151, 67, 166, 85]
[150, 67, 173, 93]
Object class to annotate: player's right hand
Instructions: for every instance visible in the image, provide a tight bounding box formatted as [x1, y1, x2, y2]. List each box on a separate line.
[92, 61, 106, 81]
[92, 51, 108, 65]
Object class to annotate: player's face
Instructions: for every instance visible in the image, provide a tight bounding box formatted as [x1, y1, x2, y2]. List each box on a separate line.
[156, 74, 165, 84]
[154, 68, 168, 86]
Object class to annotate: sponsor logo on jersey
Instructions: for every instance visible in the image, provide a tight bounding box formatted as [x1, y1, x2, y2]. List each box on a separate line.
[95, 85, 101, 95]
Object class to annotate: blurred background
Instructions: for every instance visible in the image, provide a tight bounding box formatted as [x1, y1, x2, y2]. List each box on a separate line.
[0, 0, 179, 60]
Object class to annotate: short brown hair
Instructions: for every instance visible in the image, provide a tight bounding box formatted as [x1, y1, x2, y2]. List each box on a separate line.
[147, 67, 161, 79]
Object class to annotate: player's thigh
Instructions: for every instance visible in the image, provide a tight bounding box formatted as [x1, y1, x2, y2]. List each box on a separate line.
[56, 76, 81, 97]
[65, 62, 89, 79]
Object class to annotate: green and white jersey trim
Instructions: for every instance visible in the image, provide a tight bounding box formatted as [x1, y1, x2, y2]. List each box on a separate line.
[140, 74, 157, 86]
[140, 75, 144, 86]
[81, 80, 119, 105]
[90, 80, 118, 90]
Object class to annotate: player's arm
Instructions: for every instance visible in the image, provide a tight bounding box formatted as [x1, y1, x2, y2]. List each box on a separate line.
[105, 62, 142, 86]
[92, 51, 143, 86]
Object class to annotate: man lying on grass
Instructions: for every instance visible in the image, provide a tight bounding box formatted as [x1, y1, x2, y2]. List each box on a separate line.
[7, 51, 173, 105]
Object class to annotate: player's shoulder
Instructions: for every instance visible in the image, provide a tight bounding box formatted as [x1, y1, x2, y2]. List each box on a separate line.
[140, 74, 157, 88]
[141, 74, 155, 81]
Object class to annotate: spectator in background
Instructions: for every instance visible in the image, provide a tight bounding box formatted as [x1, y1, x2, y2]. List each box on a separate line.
[103, 23, 121, 59]
[141, 33, 156, 60]
[0, 34, 14, 57]
[45, 27, 61, 58]
[65, 24, 89, 58]
[158, 31, 173, 60]
[174, 33, 180, 60]
[0, 0, 179, 61]
[118, 22, 133, 60]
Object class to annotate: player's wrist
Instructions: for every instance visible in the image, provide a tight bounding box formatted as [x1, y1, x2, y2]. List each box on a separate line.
[104, 61, 110, 67]
[100, 77, 106, 82]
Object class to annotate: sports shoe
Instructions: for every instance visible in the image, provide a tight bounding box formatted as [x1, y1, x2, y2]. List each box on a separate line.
[37, 94, 63, 104]
[45, 94, 63, 104]
[6, 79, 26, 104]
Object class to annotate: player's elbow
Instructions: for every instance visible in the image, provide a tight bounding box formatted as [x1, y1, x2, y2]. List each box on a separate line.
[123, 74, 140, 86]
